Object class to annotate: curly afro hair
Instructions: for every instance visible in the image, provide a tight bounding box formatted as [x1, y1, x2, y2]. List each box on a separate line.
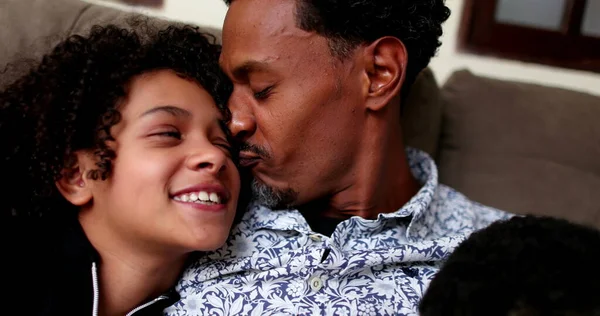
[419, 215, 600, 316]
[224, 0, 450, 93]
[0, 20, 233, 219]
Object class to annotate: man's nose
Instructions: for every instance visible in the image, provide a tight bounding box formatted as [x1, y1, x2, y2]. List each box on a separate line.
[227, 95, 257, 142]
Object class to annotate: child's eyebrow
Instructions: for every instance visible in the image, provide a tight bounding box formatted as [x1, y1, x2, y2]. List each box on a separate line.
[139, 105, 192, 118]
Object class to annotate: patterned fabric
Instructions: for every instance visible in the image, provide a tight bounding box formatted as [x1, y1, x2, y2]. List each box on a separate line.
[166, 148, 511, 316]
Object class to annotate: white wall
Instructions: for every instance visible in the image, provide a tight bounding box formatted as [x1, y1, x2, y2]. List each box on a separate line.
[85, 0, 600, 96]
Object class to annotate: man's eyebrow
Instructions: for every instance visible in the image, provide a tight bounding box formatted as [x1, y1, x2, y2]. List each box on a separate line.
[139, 105, 192, 118]
[231, 60, 272, 78]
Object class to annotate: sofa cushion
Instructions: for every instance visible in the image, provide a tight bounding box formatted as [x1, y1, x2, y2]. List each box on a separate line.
[69, 3, 222, 41]
[438, 69, 600, 228]
[0, 0, 221, 87]
[401, 67, 443, 158]
[1, 0, 86, 86]
[0, 0, 85, 63]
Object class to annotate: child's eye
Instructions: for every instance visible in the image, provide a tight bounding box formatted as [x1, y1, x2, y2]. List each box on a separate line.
[215, 142, 234, 157]
[150, 131, 182, 139]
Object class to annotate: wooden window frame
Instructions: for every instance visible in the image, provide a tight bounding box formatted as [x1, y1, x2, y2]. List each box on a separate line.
[459, 0, 600, 73]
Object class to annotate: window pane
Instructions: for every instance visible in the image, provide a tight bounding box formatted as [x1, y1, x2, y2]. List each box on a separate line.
[495, 0, 567, 31]
[582, 0, 600, 38]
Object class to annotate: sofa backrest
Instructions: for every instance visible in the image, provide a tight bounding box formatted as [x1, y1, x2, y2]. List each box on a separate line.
[0, 0, 221, 86]
[402, 68, 443, 158]
[438, 70, 600, 228]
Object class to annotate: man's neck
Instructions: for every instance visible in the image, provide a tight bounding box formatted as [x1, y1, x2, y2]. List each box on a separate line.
[300, 112, 420, 231]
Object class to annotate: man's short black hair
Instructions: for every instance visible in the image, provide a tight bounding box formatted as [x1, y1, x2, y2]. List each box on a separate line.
[419, 215, 600, 316]
[224, 0, 450, 94]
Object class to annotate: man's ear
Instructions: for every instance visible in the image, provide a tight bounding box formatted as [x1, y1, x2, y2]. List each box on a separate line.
[362, 36, 407, 111]
[55, 152, 94, 206]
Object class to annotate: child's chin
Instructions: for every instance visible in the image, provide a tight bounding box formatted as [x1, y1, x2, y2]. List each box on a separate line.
[192, 234, 229, 252]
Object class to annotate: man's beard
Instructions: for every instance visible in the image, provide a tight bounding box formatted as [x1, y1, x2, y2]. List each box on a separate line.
[250, 178, 298, 209]
[239, 142, 298, 209]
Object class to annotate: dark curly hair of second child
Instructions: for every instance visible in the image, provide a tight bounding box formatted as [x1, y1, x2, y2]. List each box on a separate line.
[420, 215, 600, 316]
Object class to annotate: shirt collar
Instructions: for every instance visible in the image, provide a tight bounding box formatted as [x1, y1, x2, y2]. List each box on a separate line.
[243, 147, 438, 235]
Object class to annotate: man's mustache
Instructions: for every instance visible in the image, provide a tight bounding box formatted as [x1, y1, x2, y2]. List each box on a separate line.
[239, 143, 271, 159]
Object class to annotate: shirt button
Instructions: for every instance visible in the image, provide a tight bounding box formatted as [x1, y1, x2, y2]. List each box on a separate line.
[309, 234, 322, 242]
[309, 276, 323, 291]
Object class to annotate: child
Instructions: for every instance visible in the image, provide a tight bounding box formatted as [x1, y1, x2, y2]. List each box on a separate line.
[419, 215, 600, 316]
[1, 22, 241, 315]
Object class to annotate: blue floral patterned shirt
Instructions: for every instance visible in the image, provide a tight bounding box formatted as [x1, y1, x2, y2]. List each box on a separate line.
[166, 148, 510, 316]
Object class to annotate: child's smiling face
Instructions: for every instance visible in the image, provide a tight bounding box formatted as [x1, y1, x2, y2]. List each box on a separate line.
[70, 69, 240, 254]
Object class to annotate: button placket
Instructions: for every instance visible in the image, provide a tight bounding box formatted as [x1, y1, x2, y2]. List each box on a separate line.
[308, 276, 323, 292]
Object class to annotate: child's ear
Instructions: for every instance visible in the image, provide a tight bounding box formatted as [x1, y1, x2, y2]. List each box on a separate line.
[55, 152, 94, 206]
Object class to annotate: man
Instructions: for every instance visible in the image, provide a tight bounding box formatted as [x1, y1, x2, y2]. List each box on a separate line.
[166, 1, 510, 315]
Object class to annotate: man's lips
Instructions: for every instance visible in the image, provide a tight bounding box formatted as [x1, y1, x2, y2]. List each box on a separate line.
[239, 151, 261, 167]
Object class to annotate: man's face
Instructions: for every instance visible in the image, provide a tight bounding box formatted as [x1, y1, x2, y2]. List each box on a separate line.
[221, 0, 366, 208]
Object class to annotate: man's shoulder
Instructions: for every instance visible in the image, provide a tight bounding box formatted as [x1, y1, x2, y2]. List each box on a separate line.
[434, 184, 507, 215]
[415, 184, 513, 239]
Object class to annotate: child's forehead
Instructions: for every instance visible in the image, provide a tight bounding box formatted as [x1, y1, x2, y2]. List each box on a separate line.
[121, 70, 219, 118]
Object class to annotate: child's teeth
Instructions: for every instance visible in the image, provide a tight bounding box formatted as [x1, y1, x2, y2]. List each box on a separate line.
[199, 191, 209, 201]
[209, 192, 220, 203]
[175, 191, 221, 204]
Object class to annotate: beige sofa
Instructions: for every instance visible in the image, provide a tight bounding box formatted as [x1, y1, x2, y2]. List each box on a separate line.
[2, 0, 600, 228]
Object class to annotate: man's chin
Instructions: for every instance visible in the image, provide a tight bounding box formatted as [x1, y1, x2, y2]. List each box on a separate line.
[250, 178, 298, 209]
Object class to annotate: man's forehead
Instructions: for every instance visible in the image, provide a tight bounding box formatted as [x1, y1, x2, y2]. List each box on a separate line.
[224, 0, 296, 37]
[220, 34, 283, 74]
[221, 0, 316, 71]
